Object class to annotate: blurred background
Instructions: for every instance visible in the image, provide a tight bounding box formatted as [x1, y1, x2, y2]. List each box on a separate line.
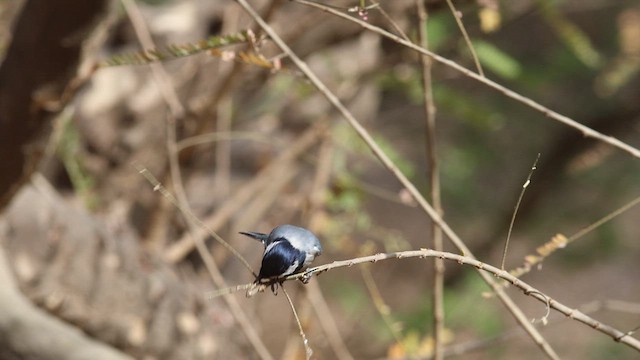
[0, 0, 639, 359]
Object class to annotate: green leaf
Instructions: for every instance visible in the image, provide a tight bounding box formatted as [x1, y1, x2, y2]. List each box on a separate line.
[473, 40, 522, 79]
[101, 30, 252, 67]
[424, 14, 454, 51]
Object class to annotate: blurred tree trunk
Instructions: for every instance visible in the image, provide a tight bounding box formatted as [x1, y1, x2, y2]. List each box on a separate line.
[0, 0, 109, 209]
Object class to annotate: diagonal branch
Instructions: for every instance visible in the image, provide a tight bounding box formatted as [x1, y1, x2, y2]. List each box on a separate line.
[415, 1, 445, 358]
[292, 0, 640, 161]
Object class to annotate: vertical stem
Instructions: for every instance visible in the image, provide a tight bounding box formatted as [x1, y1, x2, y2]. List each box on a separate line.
[282, 286, 313, 360]
[415, 1, 444, 359]
[445, 0, 484, 76]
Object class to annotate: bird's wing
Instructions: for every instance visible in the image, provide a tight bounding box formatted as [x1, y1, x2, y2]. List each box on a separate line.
[258, 240, 306, 281]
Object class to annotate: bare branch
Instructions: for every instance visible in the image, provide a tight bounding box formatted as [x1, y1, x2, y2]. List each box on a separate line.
[282, 286, 313, 360]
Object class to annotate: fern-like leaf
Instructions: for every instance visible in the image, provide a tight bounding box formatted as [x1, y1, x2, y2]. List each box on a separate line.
[101, 30, 253, 67]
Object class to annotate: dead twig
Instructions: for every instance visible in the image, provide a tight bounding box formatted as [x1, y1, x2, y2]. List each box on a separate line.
[501, 153, 540, 270]
[282, 286, 313, 360]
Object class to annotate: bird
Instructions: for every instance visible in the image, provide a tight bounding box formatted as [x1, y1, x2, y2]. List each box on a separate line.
[240, 224, 322, 295]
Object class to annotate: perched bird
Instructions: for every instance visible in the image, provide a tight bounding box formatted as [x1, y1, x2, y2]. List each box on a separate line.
[240, 224, 322, 294]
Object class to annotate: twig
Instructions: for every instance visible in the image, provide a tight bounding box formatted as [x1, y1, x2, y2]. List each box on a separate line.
[415, 1, 445, 358]
[445, 0, 484, 76]
[235, 1, 559, 358]
[567, 194, 640, 243]
[282, 286, 313, 360]
[501, 153, 540, 270]
[618, 325, 640, 342]
[371, 1, 410, 41]
[292, 0, 640, 161]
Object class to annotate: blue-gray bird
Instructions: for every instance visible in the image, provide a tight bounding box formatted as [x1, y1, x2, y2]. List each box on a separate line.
[240, 224, 322, 286]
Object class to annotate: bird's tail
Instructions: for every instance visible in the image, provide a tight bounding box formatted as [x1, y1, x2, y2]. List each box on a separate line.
[239, 231, 268, 245]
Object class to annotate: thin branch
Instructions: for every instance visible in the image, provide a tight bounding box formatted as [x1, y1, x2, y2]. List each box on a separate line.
[619, 325, 640, 341]
[212, 248, 640, 351]
[235, 1, 559, 358]
[371, 1, 410, 41]
[445, 0, 484, 76]
[416, 1, 445, 359]
[567, 195, 640, 243]
[501, 153, 540, 270]
[282, 286, 313, 360]
[292, 0, 640, 161]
